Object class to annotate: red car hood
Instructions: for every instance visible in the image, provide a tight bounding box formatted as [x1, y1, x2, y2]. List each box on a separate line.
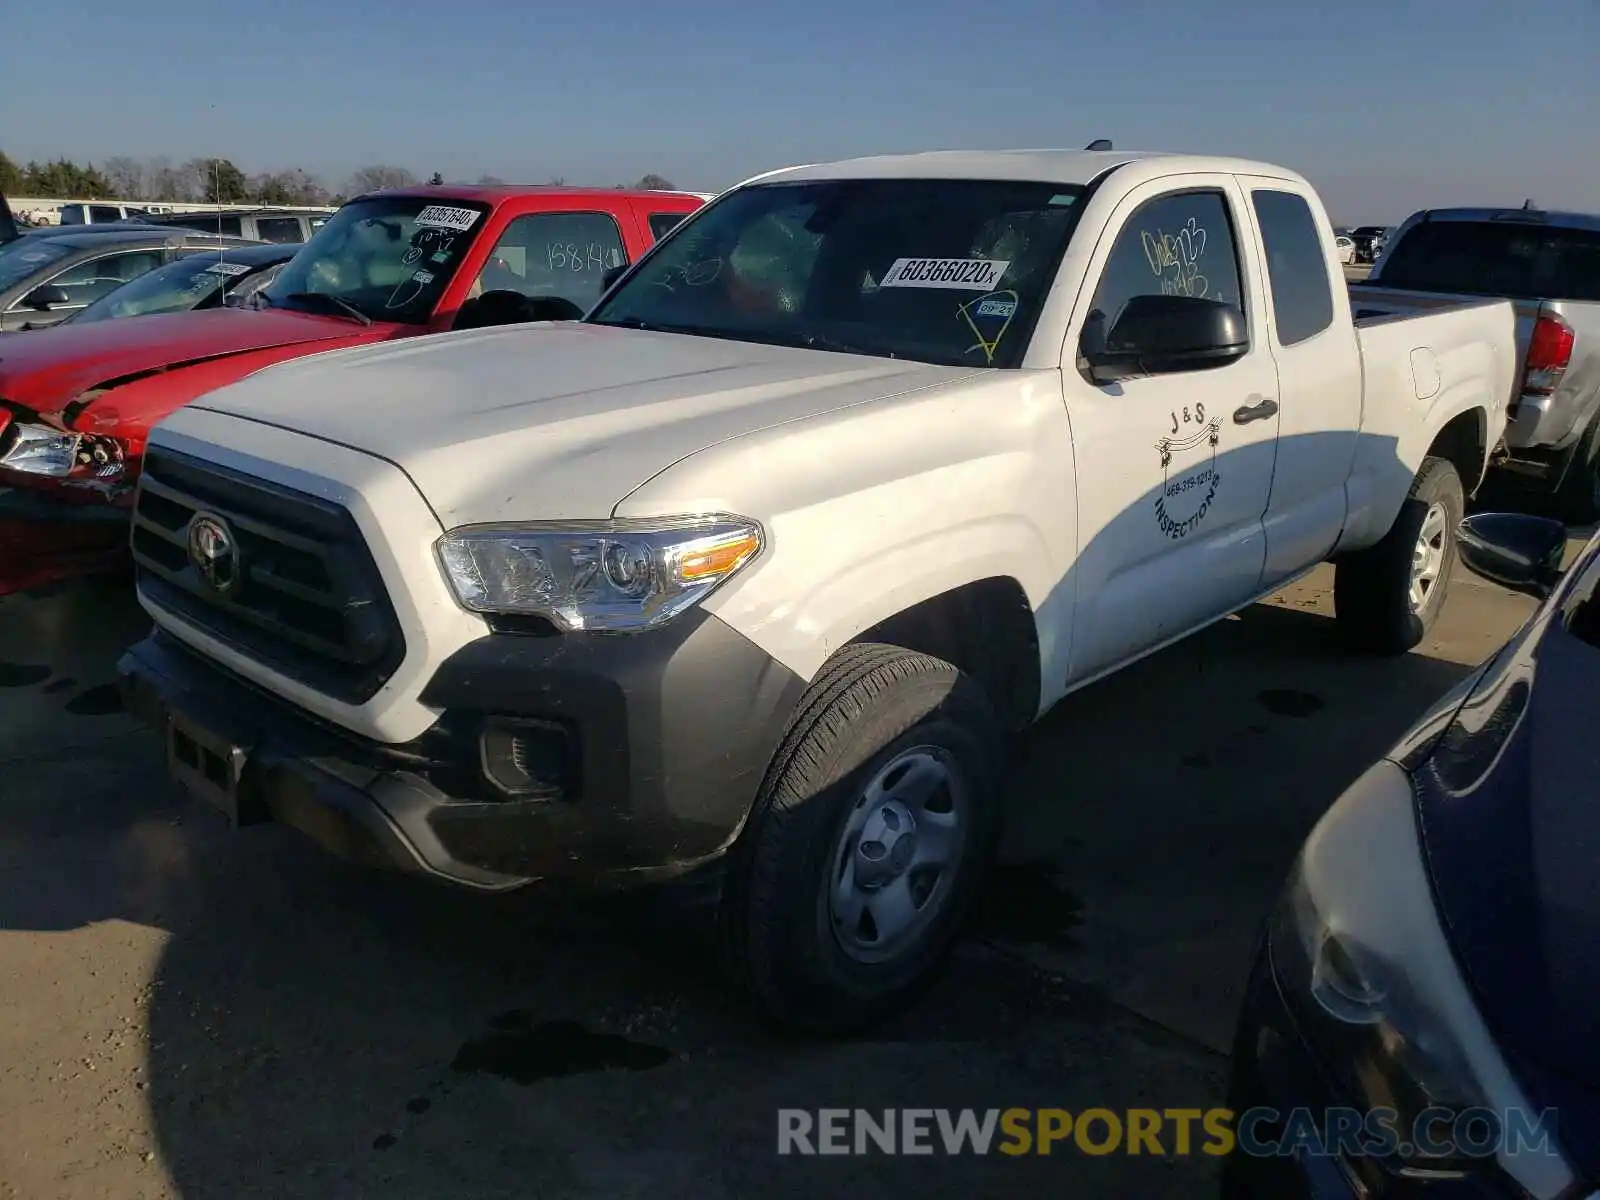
[0, 307, 380, 415]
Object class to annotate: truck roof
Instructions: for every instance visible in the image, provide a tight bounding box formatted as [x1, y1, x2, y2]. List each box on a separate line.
[1403, 206, 1600, 232]
[746, 149, 1308, 189]
[351, 184, 708, 206]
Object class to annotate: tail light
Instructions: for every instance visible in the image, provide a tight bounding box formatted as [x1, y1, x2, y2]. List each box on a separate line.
[1522, 313, 1575, 397]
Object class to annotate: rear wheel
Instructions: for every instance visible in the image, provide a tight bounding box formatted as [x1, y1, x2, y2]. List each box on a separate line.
[1335, 456, 1464, 655]
[722, 644, 1005, 1035]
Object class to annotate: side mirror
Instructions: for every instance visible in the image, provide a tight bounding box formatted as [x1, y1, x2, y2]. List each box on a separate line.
[1081, 293, 1248, 384]
[23, 284, 70, 311]
[1457, 513, 1568, 599]
[601, 264, 629, 291]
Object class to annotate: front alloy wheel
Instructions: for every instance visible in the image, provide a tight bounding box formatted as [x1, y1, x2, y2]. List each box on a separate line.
[1409, 501, 1448, 614]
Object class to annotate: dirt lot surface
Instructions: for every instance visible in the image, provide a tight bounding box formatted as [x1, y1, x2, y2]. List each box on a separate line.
[0, 530, 1579, 1199]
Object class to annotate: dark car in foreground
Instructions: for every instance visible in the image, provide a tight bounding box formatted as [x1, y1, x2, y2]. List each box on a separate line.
[0, 229, 261, 332]
[66, 242, 298, 325]
[1225, 512, 1600, 1198]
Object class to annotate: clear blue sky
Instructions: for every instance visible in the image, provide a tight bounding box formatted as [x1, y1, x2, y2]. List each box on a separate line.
[4, 0, 1596, 224]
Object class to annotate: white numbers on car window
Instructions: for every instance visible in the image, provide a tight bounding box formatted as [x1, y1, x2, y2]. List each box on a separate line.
[546, 242, 613, 273]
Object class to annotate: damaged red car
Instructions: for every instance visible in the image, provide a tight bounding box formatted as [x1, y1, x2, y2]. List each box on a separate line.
[0, 184, 706, 593]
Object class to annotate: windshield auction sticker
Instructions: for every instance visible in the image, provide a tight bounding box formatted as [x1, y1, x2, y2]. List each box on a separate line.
[204, 262, 252, 276]
[878, 258, 1011, 290]
[415, 205, 480, 232]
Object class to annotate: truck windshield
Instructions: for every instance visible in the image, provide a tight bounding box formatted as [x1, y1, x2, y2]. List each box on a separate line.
[1374, 220, 1600, 302]
[587, 179, 1087, 368]
[260, 196, 490, 324]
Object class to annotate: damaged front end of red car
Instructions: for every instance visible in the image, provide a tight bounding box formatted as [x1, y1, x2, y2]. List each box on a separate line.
[0, 400, 140, 596]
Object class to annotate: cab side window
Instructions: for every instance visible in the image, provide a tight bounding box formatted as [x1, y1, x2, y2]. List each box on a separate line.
[1085, 190, 1246, 354]
[475, 212, 628, 310]
[648, 212, 687, 240]
[1251, 189, 1334, 345]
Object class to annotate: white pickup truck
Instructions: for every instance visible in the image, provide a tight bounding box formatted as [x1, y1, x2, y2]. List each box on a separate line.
[117, 149, 1515, 1031]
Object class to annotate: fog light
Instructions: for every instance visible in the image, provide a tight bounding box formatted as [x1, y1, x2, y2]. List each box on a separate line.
[479, 719, 577, 800]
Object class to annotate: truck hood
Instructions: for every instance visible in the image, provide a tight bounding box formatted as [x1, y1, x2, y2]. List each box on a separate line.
[0, 306, 375, 416]
[189, 321, 973, 526]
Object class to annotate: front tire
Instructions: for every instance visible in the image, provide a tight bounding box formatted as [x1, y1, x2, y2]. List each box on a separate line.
[722, 644, 1005, 1035]
[1335, 455, 1464, 655]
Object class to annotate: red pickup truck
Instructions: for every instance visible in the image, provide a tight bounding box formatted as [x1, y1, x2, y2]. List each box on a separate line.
[0, 184, 705, 593]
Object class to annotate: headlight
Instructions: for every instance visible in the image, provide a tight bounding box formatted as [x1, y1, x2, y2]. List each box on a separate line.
[1269, 761, 1574, 1195]
[436, 515, 764, 632]
[0, 422, 80, 476]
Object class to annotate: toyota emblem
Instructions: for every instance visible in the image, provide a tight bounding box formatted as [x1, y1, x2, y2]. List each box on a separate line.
[187, 512, 241, 595]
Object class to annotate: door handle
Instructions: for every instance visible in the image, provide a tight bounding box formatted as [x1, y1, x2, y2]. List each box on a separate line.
[1233, 397, 1279, 425]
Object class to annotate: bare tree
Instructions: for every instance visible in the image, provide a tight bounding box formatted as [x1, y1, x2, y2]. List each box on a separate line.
[635, 173, 675, 190]
[283, 169, 330, 206]
[178, 158, 215, 203]
[347, 165, 418, 195]
[102, 156, 146, 200]
[476, 173, 505, 186]
[147, 157, 186, 202]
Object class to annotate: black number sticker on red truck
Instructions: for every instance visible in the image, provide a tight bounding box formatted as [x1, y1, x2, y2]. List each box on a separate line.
[415, 205, 480, 232]
[879, 257, 1012, 291]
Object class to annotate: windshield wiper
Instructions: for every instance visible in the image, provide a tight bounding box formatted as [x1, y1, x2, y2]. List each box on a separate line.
[591, 317, 879, 357]
[280, 291, 373, 326]
[794, 331, 880, 357]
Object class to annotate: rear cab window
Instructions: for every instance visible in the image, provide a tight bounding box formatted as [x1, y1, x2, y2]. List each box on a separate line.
[1251, 189, 1334, 345]
[1373, 219, 1600, 302]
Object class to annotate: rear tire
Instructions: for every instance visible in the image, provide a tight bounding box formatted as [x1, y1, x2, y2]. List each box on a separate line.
[1335, 456, 1464, 655]
[722, 644, 1006, 1035]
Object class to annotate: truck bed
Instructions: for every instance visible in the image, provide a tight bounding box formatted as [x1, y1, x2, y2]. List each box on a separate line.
[1338, 293, 1516, 550]
[1355, 282, 1600, 456]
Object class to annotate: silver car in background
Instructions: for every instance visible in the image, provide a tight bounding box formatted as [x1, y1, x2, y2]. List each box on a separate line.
[1351, 205, 1600, 519]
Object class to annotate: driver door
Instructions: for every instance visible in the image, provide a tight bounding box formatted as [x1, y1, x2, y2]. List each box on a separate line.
[1060, 178, 1282, 683]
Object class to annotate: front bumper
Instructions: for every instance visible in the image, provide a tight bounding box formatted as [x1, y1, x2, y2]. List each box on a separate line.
[118, 613, 807, 892]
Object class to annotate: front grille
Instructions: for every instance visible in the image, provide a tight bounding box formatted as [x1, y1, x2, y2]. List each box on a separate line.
[130, 447, 406, 704]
